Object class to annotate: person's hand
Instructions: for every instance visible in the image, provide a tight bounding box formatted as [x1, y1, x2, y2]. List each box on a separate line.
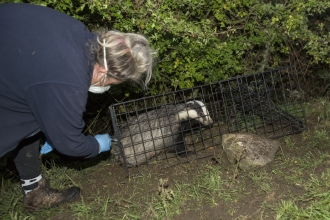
[95, 134, 111, 153]
[40, 142, 54, 154]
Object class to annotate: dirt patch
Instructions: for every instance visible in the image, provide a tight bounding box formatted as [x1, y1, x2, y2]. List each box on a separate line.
[59, 131, 323, 219]
[51, 212, 76, 220]
[0, 107, 320, 219]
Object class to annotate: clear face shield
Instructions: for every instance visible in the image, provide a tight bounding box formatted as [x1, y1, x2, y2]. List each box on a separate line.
[88, 39, 111, 94]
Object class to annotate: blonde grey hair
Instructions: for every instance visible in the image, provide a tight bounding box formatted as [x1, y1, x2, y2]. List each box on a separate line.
[95, 30, 156, 88]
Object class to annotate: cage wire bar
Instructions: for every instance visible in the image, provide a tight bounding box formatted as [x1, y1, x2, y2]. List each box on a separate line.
[109, 66, 307, 176]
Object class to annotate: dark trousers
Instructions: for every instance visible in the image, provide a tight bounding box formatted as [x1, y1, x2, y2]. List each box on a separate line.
[13, 133, 42, 180]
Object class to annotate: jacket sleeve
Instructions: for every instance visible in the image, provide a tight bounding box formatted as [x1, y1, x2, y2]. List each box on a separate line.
[25, 82, 99, 158]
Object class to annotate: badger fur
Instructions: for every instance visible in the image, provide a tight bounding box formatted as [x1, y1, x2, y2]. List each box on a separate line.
[114, 100, 213, 167]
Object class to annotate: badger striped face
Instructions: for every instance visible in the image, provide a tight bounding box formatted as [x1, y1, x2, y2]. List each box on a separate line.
[178, 100, 213, 125]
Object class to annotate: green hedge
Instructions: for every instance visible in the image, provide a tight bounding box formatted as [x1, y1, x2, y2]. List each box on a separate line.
[6, 0, 330, 95]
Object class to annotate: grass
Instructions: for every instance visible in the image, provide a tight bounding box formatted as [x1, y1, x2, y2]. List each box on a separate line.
[275, 169, 330, 220]
[0, 99, 330, 219]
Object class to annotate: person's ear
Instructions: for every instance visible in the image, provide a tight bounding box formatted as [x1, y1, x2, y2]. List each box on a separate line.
[92, 64, 107, 80]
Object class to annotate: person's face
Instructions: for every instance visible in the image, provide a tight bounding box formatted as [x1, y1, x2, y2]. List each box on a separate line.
[91, 63, 123, 86]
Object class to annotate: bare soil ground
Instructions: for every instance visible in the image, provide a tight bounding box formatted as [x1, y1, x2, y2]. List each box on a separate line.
[47, 112, 329, 220]
[1, 102, 329, 220]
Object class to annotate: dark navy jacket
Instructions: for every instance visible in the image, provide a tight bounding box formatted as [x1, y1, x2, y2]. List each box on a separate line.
[0, 3, 99, 158]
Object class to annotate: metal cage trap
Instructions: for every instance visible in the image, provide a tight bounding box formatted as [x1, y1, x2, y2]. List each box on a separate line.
[109, 66, 307, 176]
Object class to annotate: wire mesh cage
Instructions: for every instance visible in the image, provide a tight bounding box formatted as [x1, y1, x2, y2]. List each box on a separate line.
[109, 66, 307, 176]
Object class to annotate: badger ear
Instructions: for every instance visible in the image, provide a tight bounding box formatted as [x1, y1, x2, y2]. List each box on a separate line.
[186, 101, 195, 109]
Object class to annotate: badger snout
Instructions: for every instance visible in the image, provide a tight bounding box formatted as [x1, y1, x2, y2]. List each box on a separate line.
[202, 116, 214, 126]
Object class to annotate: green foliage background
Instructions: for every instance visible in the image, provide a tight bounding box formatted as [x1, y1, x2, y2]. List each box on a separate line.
[4, 0, 330, 95]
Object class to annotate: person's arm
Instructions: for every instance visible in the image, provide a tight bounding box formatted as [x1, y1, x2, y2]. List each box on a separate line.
[41, 133, 111, 155]
[26, 83, 100, 158]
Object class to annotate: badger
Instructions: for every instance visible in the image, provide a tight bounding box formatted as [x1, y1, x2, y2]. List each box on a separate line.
[113, 100, 213, 167]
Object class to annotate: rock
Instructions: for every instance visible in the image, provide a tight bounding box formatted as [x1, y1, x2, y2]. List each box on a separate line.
[222, 133, 280, 171]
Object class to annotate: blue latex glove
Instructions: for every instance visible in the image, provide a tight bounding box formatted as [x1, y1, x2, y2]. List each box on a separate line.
[95, 134, 111, 154]
[40, 142, 54, 154]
